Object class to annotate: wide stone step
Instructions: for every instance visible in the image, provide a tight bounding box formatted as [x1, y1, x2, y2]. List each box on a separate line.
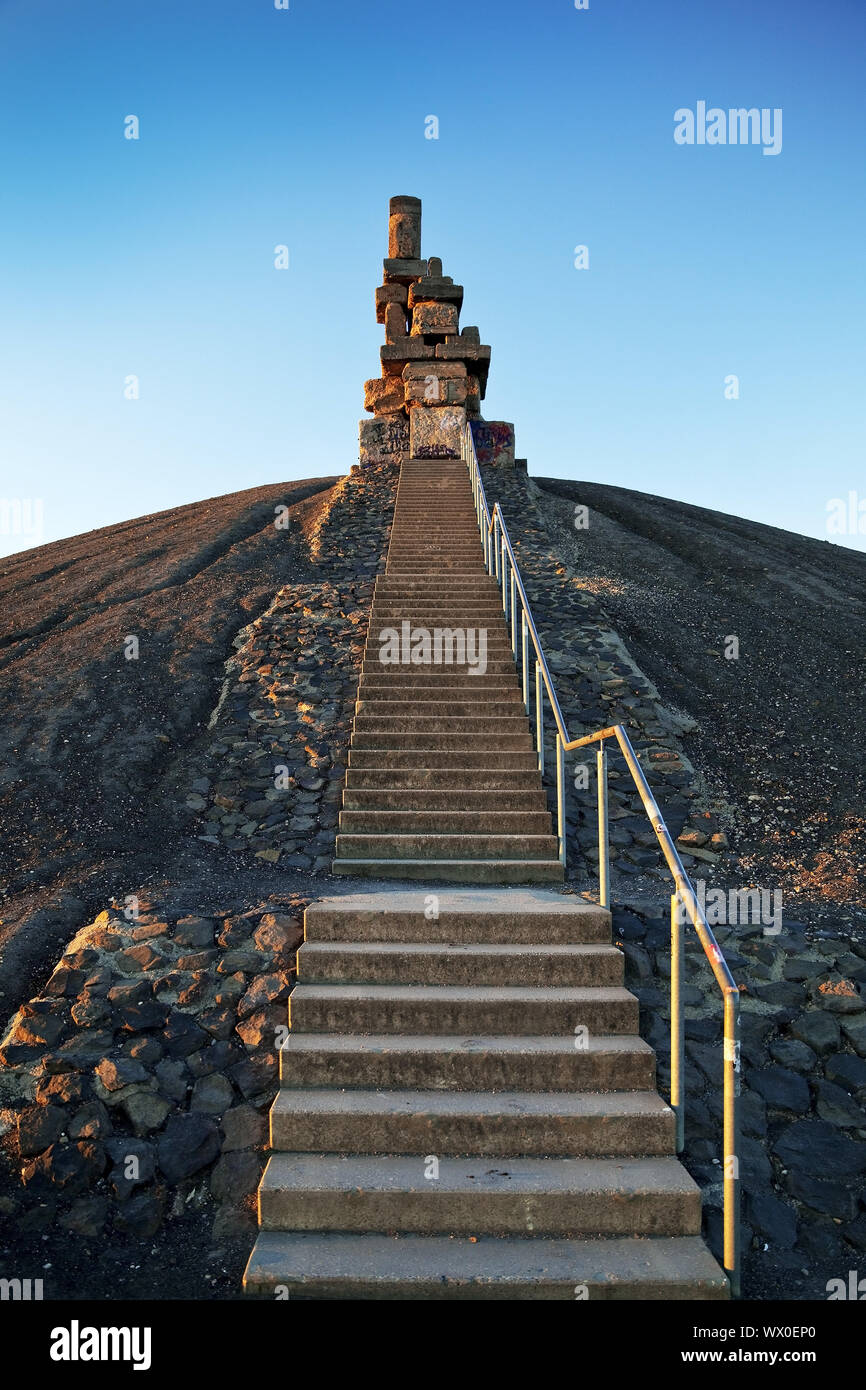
[342, 789, 547, 811]
[349, 733, 534, 750]
[269, 1088, 674, 1156]
[303, 890, 609, 943]
[358, 676, 520, 691]
[278, 1032, 650, 1090]
[352, 718, 529, 736]
[360, 661, 519, 678]
[257, 1154, 701, 1236]
[344, 768, 543, 789]
[334, 832, 559, 860]
[297, 941, 622, 987]
[331, 858, 565, 883]
[356, 701, 523, 717]
[338, 810, 550, 835]
[244, 1231, 729, 1300]
[288, 983, 636, 1034]
[347, 750, 539, 768]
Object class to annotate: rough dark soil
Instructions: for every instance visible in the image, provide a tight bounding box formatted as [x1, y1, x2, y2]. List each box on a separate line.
[0, 478, 337, 1008]
[534, 477, 866, 918]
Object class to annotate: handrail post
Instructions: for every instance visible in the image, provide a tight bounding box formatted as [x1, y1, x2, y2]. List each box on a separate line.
[521, 613, 529, 713]
[535, 661, 544, 774]
[501, 536, 508, 616]
[493, 515, 501, 583]
[724, 988, 741, 1298]
[670, 892, 685, 1153]
[597, 743, 609, 908]
[510, 571, 517, 655]
[556, 733, 566, 866]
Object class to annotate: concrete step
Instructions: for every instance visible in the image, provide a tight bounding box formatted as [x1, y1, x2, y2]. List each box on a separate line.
[278, 1032, 651, 1091]
[351, 718, 530, 737]
[334, 832, 560, 860]
[269, 1088, 675, 1156]
[347, 750, 540, 769]
[288, 983, 637, 1034]
[348, 734, 535, 751]
[341, 789, 547, 811]
[244, 1231, 729, 1300]
[344, 768, 544, 789]
[355, 701, 524, 716]
[337, 810, 551, 835]
[303, 890, 610, 943]
[360, 662, 519, 677]
[257, 1153, 701, 1236]
[297, 941, 623, 987]
[331, 858, 565, 883]
[358, 676, 520, 691]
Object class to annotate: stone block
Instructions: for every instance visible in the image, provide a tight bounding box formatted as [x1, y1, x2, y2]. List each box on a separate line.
[471, 419, 515, 467]
[375, 282, 408, 324]
[381, 339, 435, 368]
[409, 405, 466, 459]
[383, 301, 407, 343]
[403, 361, 468, 408]
[363, 376, 405, 415]
[383, 257, 426, 284]
[408, 277, 464, 310]
[359, 415, 410, 467]
[411, 301, 459, 337]
[388, 195, 422, 259]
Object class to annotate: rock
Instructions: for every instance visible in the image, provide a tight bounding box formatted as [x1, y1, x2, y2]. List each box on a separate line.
[811, 977, 863, 1015]
[162, 1011, 209, 1058]
[746, 1192, 798, 1249]
[789, 1011, 841, 1056]
[746, 1066, 810, 1114]
[174, 917, 215, 947]
[238, 973, 291, 1019]
[229, 1054, 278, 1100]
[774, 1119, 866, 1178]
[813, 1080, 864, 1128]
[157, 1113, 220, 1182]
[842, 1214, 866, 1251]
[209, 1150, 261, 1203]
[18, 1104, 66, 1155]
[190, 1074, 235, 1115]
[22, 1141, 106, 1191]
[120, 1089, 172, 1135]
[221, 1104, 267, 1152]
[36, 1073, 86, 1106]
[68, 1101, 112, 1141]
[154, 1058, 189, 1103]
[95, 1057, 149, 1092]
[769, 1038, 817, 1073]
[125, 1035, 163, 1065]
[61, 1195, 109, 1238]
[106, 1137, 155, 1195]
[115, 1192, 164, 1238]
[841, 1016, 866, 1056]
[785, 1172, 858, 1221]
[825, 1052, 866, 1094]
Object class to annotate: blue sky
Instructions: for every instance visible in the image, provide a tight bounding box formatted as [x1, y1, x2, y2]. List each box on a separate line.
[1, 0, 864, 555]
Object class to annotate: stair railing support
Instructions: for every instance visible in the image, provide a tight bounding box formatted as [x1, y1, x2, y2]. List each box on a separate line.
[521, 613, 529, 713]
[670, 893, 685, 1153]
[597, 743, 609, 909]
[556, 733, 566, 866]
[535, 661, 544, 774]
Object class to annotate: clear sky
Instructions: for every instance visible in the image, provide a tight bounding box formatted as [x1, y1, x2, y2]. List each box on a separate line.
[1, 0, 864, 556]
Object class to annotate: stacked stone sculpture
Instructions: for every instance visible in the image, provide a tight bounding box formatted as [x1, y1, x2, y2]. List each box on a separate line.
[360, 195, 502, 464]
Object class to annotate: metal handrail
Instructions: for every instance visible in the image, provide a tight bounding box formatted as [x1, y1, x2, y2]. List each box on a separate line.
[462, 423, 740, 1298]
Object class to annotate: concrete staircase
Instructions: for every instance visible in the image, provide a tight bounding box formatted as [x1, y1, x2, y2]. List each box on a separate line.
[244, 890, 728, 1299]
[332, 458, 563, 883]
